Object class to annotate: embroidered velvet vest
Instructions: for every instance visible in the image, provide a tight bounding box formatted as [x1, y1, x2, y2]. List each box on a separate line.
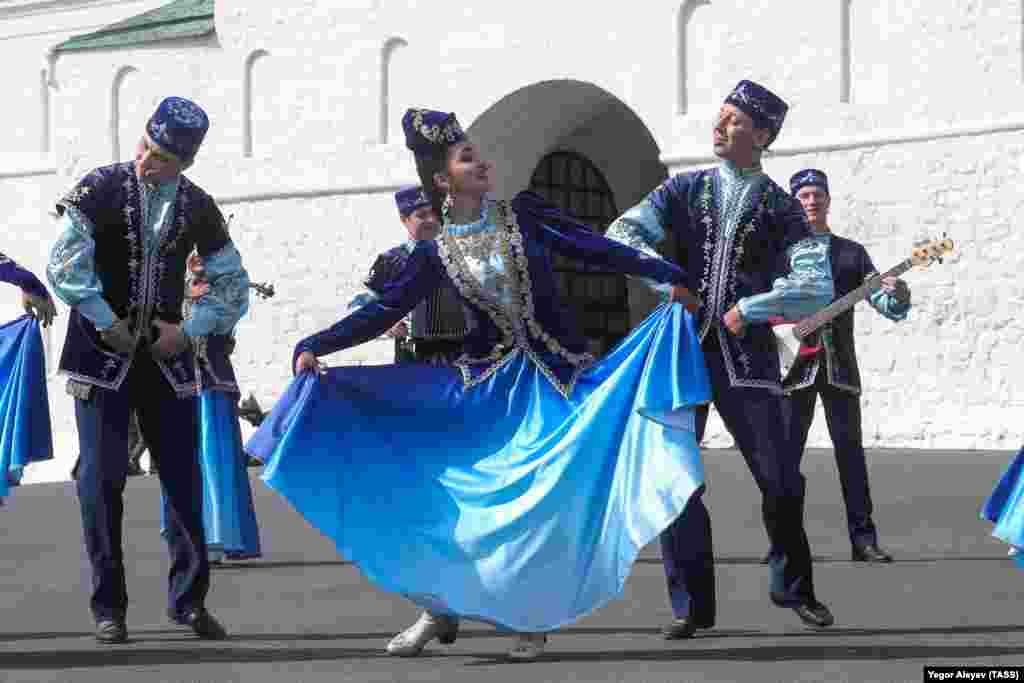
[664, 169, 814, 392]
[783, 235, 871, 395]
[54, 162, 229, 396]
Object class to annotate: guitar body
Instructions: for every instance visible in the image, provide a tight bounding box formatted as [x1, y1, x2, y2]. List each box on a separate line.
[768, 235, 954, 383]
[771, 320, 822, 379]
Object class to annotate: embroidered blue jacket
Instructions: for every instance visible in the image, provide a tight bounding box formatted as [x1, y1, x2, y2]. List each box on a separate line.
[49, 162, 235, 396]
[294, 191, 686, 398]
[606, 167, 832, 392]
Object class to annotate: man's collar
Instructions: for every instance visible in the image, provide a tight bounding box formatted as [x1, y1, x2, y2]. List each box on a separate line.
[141, 175, 180, 195]
[719, 159, 764, 179]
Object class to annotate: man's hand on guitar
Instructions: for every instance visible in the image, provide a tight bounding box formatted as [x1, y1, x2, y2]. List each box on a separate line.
[668, 285, 700, 312]
[386, 321, 409, 339]
[880, 276, 911, 305]
[295, 351, 321, 375]
[723, 305, 747, 336]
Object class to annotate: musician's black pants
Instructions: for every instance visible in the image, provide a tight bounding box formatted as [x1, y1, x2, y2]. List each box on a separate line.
[660, 333, 817, 622]
[782, 370, 877, 547]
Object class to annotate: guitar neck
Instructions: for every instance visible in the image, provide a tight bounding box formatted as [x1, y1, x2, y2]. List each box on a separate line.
[794, 259, 911, 338]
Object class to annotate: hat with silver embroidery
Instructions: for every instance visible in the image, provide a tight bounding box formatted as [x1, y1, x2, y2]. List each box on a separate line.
[395, 185, 432, 217]
[723, 80, 788, 146]
[145, 97, 209, 166]
[402, 108, 466, 156]
[790, 168, 829, 196]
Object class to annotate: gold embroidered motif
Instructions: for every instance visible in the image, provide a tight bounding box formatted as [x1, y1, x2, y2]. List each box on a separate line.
[438, 199, 594, 399]
[58, 185, 92, 209]
[410, 109, 464, 145]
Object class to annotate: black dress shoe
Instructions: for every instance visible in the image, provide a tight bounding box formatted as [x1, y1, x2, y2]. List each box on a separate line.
[170, 608, 229, 640]
[661, 615, 714, 640]
[95, 618, 127, 644]
[793, 600, 834, 628]
[852, 543, 893, 563]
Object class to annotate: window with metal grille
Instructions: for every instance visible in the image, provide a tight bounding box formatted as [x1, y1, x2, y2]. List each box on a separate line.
[528, 150, 630, 356]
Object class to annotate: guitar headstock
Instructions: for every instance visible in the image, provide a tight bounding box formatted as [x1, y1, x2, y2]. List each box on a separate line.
[910, 234, 955, 268]
[249, 281, 276, 300]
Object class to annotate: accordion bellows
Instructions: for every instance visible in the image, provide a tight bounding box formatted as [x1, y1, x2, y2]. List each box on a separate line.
[409, 284, 468, 340]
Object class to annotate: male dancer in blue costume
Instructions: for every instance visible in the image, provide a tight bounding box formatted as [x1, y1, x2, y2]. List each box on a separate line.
[47, 97, 245, 644]
[778, 168, 911, 564]
[348, 186, 467, 365]
[606, 80, 836, 636]
[0, 252, 56, 326]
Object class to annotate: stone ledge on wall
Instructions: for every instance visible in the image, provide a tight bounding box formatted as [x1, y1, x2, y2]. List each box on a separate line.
[661, 114, 1024, 171]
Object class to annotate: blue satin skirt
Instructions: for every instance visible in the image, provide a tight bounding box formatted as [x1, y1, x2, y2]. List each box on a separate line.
[161, 391, 262, 558]
[0, 315, 53, 504]
[982, 445, 1024, 566]
[247, 305, 710, 631]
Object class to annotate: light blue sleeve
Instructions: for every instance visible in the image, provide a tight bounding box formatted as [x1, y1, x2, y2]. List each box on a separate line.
[348, 291, 379, 311]
[605, 199, 674, 296]
[737, 238, 835, 323]
[182, 242, 250, 338]
[46, 208, 116, 329]
[868, 287, 911, 322]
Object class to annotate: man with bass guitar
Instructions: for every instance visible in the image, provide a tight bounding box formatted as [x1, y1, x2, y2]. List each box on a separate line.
[772, 168, 912, 564]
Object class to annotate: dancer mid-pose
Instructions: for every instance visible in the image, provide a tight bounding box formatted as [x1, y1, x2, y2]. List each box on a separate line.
[983, 445, 1024, 560]
[47, 97, 244, 643]
[605, 80, 836, 637]
[248, 107, 710, 660]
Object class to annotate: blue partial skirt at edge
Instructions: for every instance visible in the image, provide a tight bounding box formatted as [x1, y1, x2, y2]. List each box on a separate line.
[981, 445, 1024, 568]
[0, 315, 53, 505]
[160, 390, 262, 558]
[246, 304, 710, 632]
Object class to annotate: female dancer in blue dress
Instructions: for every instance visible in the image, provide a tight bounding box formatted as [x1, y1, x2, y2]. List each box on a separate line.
[0, 251, 55, 503]
[248, 108, 710, 660]
[982, 445, 1024, 561]
[160, 252, 261, 562]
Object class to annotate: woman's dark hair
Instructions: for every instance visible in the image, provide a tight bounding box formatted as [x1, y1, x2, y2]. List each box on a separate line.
[414, 147, 450, 219]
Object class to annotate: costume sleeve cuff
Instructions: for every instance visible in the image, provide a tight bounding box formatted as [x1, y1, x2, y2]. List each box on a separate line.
[76, 295, 116, 330]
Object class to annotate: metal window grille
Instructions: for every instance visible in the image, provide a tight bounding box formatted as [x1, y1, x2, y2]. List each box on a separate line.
[528, 150, 630, 356]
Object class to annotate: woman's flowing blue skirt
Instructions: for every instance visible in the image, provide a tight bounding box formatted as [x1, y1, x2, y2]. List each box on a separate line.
[0, 315, 53, 504]
[246, 305, 710, 631]
[161, 390, 262, 558]
[981, 445, 1024, 567]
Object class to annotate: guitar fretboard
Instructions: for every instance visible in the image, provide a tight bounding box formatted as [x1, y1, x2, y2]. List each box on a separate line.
[793, 259, 912, 339]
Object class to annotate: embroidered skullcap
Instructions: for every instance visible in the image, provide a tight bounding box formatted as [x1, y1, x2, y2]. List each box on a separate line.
[395, 185, 432, 217]
[145, 97, 209, 165]
[402, 108, 466, 156]
[723, 80, 788, 146]
[790, 169, 829, 196]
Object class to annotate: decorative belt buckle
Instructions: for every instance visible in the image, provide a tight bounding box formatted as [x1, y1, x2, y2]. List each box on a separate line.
[66, 379, 94, 401]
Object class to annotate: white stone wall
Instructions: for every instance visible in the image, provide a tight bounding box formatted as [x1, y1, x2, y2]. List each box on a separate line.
[0, 0, 1020, 483]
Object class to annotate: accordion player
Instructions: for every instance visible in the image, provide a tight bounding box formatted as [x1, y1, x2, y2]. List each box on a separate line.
[359, 245, 468, 365]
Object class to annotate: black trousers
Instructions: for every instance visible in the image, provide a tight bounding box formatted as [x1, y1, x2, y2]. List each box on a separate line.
[782, 369, 877, 547]
[73, 352, 209, 621]
[660, 333, 817, 621]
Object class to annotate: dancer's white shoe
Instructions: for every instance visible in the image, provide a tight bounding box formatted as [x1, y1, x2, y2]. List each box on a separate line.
[386, 611, 459, 657]
[507, 632, 547, 661]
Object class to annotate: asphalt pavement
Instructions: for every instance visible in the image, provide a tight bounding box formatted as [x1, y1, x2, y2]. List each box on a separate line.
[1, 447, 1022, 683]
